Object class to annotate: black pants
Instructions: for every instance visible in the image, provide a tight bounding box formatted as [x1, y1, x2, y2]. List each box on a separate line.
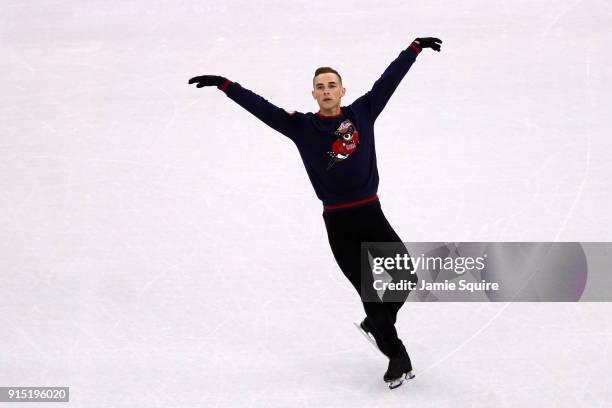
[323, 201, 416, 358]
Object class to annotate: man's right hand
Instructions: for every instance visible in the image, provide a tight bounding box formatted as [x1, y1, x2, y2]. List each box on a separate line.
[414, 38, 443, 52]
[188, 75, 227, 88]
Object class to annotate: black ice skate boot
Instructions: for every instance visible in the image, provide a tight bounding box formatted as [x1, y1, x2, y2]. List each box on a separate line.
[354, 318, 388, 356]
[384, 348, 415, 389]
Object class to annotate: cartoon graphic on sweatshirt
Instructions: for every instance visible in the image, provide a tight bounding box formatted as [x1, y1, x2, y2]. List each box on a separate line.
[327, 119, 359, 170]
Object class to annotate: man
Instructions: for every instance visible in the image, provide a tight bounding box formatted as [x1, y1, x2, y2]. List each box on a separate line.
[189, 37, 442, 388]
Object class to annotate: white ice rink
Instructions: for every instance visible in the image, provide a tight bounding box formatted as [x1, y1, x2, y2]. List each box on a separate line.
[1, 0, 612, 406]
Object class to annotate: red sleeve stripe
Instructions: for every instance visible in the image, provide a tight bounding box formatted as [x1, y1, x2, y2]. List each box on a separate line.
[219, 79, 232, 92]
[410, 42, 422, 54]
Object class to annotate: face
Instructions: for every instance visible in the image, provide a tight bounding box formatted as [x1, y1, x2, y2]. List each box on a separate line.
[312, 73, 346, 113]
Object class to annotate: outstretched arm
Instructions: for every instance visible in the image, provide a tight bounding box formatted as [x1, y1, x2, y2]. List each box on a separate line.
[352, 37, 442, 121]
[188, 75, 299, 139]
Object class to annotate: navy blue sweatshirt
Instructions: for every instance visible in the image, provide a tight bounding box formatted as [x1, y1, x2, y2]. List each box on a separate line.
[219, 43, 422, 210]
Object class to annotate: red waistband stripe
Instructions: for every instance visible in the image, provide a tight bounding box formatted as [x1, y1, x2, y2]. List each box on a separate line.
[323, 195, 379, 211]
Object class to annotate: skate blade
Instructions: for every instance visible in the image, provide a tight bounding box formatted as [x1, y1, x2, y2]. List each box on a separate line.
[386, 371, 415, 390]
[353, 322, 385, 357]
[353, 322, 376, 345]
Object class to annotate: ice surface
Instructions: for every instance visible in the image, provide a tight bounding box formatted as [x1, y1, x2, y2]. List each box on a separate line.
[1, 0, 611, 407]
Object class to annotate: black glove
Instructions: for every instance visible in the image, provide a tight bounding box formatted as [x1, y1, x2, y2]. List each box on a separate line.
[414, 37, 442, 52]
[188, 75, 227, 88]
